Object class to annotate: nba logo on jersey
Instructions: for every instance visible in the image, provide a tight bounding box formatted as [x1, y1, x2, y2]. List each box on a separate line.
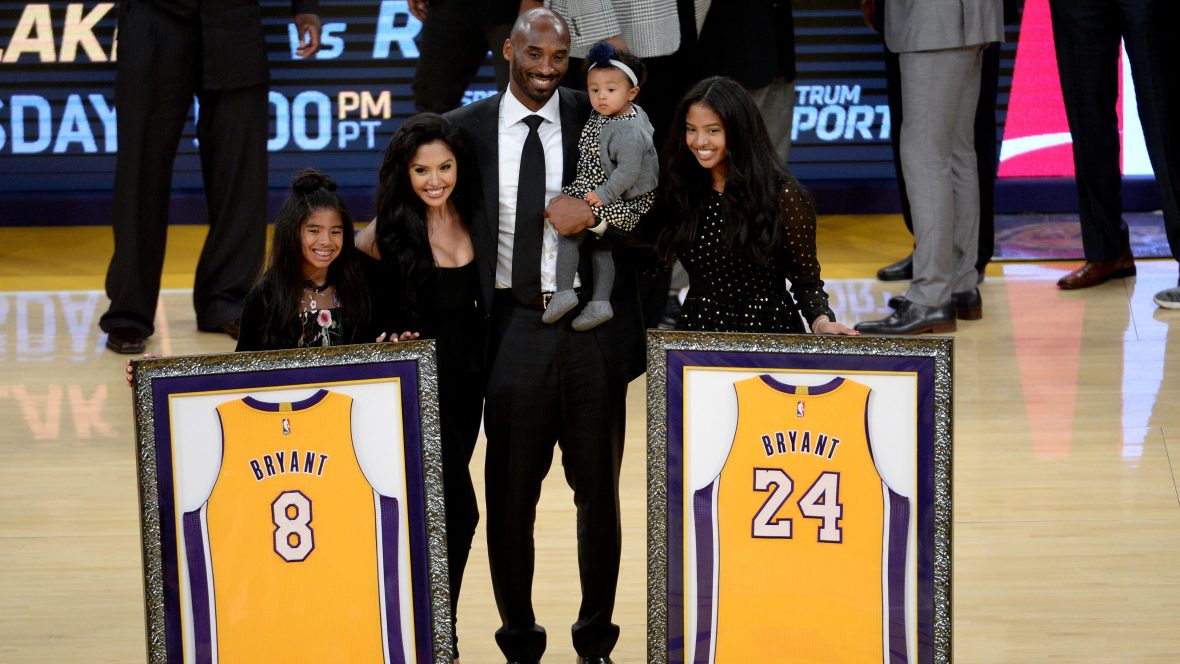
[796, 400, 805, 418]
[282, 418, 291, 435]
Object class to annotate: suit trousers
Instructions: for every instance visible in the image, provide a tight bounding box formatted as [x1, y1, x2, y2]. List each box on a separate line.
[102, 1, 267, 334]
[483, 292, 626, 662]
[747, 77, 796, 166]
[1049, 0, 1180, 262]
[886, 42, 1000, 272]
[901, 46, 985, 307]
[438, 367, 484, 659]
[411, 0, 511, 113]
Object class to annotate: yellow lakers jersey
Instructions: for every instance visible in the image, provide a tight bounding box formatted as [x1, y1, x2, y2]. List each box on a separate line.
[694, 375, 910, 663]
[183, 389, 402, 663]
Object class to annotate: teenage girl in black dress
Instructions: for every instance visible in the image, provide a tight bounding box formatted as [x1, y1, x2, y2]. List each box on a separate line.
[655, 77, 858, 336]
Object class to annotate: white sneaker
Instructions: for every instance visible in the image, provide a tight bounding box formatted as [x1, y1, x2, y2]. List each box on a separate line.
[1153, 287, 1180, 309]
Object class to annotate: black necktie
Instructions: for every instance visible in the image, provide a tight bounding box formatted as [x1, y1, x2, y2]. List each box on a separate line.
[512, 114, 546, 304]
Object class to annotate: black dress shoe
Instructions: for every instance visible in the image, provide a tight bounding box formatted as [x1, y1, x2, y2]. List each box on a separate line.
[876, 254, 913, 281]
[855, 300, 956, 335]
[199, 318, 241, 340]
[888, 288, 982, 320]
[577, 658, 614, 664]
[1056, 248, 1135, 289]
[105, 326, 148, 354]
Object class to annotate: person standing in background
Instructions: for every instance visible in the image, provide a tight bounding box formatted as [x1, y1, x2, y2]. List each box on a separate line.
[855, 0, 1003, 335]
[100, 0, 323, 356]
[1047, 0, 1180, 308]
[100, 0, 322, 354]
[864, 0, 1016, 284]
[696, 0, 797, 166]
[408, 0, 518, 113]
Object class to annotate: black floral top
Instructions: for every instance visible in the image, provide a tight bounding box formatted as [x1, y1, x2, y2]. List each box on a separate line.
[236, 285, 361, 352]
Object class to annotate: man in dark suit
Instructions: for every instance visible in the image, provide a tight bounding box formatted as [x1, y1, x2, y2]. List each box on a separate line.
[444, 8, 645, 664]
[101, 0, 322, 353]
[1048, 0, 1180, 296]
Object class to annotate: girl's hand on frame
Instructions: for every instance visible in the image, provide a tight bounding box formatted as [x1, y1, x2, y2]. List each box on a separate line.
[125, 353, 160, 388]
[811, 316, 860, 336]
[376, 331, 420, 343]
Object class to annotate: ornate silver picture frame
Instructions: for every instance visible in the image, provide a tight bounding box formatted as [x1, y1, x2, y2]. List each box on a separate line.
[646, 331, 953, 664]
[131, 342, 451, 663]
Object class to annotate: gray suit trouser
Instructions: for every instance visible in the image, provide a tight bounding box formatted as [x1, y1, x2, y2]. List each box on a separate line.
[900, 45, 985, 307]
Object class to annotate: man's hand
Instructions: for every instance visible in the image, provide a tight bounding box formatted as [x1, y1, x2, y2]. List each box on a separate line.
[408, 0, 429, 21]
[546, 194, 596, 237]
[294, 13, 322, 58]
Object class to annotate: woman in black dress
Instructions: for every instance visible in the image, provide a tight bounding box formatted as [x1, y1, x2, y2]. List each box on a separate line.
[655, 76, 858, 336]
[356, 113, 484, 662]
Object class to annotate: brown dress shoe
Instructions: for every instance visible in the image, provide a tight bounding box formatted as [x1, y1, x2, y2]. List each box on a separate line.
[1056, 250, 1136, 289]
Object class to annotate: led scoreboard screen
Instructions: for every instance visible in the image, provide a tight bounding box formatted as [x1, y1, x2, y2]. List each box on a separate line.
[0, 0, 1155, 204]
[0, 0, 495, 194]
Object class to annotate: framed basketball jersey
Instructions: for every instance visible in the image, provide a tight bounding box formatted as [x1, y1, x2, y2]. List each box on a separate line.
[646, 332, 953, 664]
[131, 343, 453, 664]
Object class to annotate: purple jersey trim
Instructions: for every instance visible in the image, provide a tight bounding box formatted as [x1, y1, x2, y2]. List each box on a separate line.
[692, 483, 716, 664]
[758, 374, 844, 396]
[182, 510, 213, 664]
[241, 388, 329, 412]
[887, 488, 911, 664]
[380, 496, 407, 663]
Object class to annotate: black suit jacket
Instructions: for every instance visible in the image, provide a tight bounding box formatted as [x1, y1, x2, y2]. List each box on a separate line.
[445, 88, 647, 383]
[137, 0, 318, 90]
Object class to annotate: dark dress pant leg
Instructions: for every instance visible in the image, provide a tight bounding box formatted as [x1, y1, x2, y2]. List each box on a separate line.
[192, 85, 268, 329]
[1121, 0, 1180, 260]
[412, 0, 511, 113]
[1050, 0, 1128, 261]
[975, 42, 1001, 272]
[437, 367, 484, 657]
[483, 299, 624, 662]
[101, 2, 198, 334]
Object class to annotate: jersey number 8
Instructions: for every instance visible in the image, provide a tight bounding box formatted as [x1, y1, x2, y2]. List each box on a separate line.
[272, 490, 315, 561]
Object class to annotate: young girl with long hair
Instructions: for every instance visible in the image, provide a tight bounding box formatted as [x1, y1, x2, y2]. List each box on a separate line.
[655, 76, 857, 336]
[237, 169, 375, 350]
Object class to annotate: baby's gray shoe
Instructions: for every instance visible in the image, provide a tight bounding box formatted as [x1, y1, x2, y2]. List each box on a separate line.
[572, 301, 613, 331]
[542, 289, 580, 323]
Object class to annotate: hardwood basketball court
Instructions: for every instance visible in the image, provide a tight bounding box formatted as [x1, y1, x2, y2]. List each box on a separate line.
[1, 216, 1178, 662]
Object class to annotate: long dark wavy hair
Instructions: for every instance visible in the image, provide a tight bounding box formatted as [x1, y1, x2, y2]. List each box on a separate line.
[256, 169, 369, 348]
[655, 76, 809, 266]
[373, 113, 474, 304]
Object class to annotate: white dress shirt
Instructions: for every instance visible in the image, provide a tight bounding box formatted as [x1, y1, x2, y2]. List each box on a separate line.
[496, 89, 579, 292]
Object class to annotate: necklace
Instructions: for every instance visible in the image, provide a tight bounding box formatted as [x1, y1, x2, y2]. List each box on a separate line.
[304, 281, 331, 314]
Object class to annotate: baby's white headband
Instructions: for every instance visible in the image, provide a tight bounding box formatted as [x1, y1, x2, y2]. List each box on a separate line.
[589, 59, 638, 87]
